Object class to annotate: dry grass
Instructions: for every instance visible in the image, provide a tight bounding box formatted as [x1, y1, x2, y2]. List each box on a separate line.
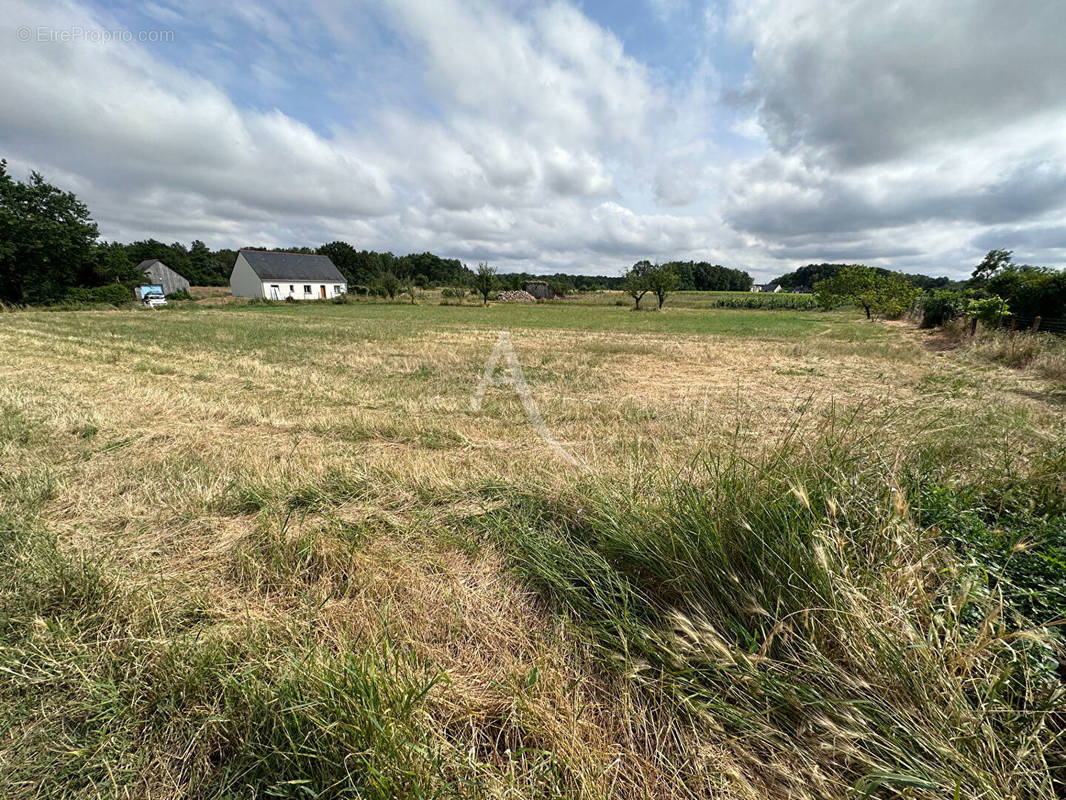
[0, 303, 1062, 798]
[922, 319, 1066, 383]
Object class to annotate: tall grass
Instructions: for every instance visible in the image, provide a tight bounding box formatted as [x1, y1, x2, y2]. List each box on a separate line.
[483, 414, 1066, 798]
[973, 328, 1066, 381]
[0, 516, 462, 798]
[937, 320, 1066, 382]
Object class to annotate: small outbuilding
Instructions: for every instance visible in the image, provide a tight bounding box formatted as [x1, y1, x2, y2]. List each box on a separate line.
[137, 259, 190, 296]
[229, 250, 348, 300]
[523, 280, 555, 300]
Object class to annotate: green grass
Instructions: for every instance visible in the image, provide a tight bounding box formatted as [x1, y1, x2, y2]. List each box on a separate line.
[0, 517, 458, 798]
[230, 300, 866, 338]
[0, 302, 885, 378]
[482, 415, 1066, 798]
[0, 300, 1062, 799]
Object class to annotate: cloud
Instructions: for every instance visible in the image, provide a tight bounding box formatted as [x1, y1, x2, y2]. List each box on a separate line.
[720, 0, 1066, 275]
[2, 0, 1065, 279]
[3, 0, 703, 274]
[3, 2, 394, 219]
[733, 0, 1066, 166]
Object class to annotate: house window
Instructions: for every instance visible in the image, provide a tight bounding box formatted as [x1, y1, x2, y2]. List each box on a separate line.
[289, 285, 294, 293]
[333, 285, 342, 295]
[303, 285, 312, 294]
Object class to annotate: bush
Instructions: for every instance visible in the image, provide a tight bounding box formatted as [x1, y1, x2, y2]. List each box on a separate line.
[987, 266, 1066, 323]
[439, 286, 468, 306]
[920, 485, 1066, 630]
[968, 296, 1010, 328]
[62, 284, 133, 306]
[921, 290, 967, 328]
[166, 289, 192, 301]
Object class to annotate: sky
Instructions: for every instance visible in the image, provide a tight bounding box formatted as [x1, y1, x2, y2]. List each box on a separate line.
[2, 0, 1065, 281]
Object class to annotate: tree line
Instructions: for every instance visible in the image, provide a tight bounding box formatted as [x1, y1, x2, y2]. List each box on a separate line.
[769, 262, 960, 292]
[0, 161, 638, 304]
[919, 250, 1066, 331]
[803, 253, 1066, 331]
[3, 160, 1062, 319]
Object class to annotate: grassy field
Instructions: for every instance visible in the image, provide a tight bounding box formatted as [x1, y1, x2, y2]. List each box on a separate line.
[1, 300, 1063, 798]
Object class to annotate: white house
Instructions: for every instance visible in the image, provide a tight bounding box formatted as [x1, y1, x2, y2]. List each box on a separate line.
[750, 283, 784, 293]
[229, 250, 348, 300]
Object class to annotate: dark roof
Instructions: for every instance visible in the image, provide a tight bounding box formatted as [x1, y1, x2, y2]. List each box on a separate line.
[238, 250, 345, 282]
[136, 259, 162, 269]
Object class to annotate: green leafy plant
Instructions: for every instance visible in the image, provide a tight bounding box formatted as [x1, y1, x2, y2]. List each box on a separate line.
[815, 265, 920, 319]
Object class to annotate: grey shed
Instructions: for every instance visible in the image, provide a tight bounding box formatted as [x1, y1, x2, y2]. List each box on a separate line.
[138, 260, 191, 296]
[524, 280, 555, 300]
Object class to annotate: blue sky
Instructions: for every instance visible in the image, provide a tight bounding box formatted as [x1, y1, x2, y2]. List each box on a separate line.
[3, 0, 1065, 280]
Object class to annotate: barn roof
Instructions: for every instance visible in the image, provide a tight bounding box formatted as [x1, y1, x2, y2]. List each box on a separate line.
[239, 250, 345, 282]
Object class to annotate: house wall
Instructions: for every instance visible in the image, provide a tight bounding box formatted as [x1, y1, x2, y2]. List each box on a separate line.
[260, 280, 347, 300]
[229, 254, 264, 298]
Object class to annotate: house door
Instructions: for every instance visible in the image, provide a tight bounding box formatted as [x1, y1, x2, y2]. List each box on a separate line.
[270, 285, 280, 300]
[320, 285, 327, 298]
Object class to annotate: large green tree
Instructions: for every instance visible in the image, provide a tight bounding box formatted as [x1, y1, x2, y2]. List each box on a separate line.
[86, 241, 139, 286]
[814, 265, 919, 319]
[125, 239, 195, 282]
[972, 249, 1013, 282]
[317, 241, 366, 285]
[186, 239, 225, 285]
[0, 160, 99, 304]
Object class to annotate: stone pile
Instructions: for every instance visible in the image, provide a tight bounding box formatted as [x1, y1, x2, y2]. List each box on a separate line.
[495, 290, 537, 303]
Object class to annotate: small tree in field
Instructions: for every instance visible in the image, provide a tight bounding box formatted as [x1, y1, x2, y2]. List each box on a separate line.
[378, 271, 400, 300]
[646, 263, 679, 310]
[815, 265, 918, 319]
[623, 260, 652, 309]
[473, 262, 497, 306]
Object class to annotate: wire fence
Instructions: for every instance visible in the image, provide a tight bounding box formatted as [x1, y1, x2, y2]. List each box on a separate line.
[1005, 314, 1066, 334]
[908, 298, 1066, 335]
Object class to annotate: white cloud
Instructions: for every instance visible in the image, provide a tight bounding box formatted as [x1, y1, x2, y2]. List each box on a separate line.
[1, 0, 1064, 280]
[721, 0, 1066, 275]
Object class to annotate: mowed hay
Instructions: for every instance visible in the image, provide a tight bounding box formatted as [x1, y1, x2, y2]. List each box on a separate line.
[0, 304, 1062, 798]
